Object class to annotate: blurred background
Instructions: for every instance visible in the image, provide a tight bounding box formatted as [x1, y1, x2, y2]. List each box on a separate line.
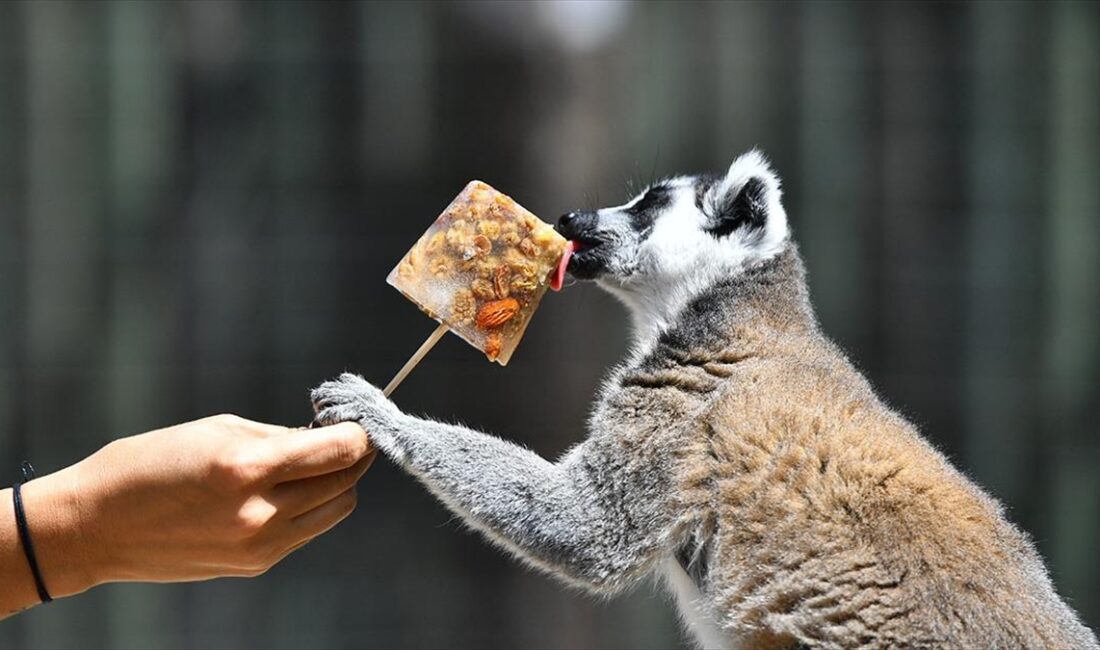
[1, 1, 1098, 648]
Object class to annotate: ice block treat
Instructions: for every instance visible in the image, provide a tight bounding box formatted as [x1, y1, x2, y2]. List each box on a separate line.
[387, 181, 569, 366]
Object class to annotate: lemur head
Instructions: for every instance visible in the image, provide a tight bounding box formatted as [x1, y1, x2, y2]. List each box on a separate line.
[557, 149, 790, 340]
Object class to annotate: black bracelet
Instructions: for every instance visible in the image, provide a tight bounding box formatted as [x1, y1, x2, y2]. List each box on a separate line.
[13, 461, 53, 603]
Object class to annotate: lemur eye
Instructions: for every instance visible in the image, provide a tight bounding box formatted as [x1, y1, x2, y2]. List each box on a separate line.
[623, 184, 673, 236]
[631, 185, 671, 215]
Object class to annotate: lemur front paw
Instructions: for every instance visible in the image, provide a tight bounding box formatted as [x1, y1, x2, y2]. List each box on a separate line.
[311, 373, 406, 456]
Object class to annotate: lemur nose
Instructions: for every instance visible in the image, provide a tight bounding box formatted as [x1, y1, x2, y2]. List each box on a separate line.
[557, 212, 579, 230]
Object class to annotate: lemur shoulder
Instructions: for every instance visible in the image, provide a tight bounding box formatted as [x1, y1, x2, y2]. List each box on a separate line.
[313, 151, 1098, 650]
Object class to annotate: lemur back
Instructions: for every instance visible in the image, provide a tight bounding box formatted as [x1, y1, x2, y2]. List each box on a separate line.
[313, 151, 1097, 649]
[622, 249, 1091, 648]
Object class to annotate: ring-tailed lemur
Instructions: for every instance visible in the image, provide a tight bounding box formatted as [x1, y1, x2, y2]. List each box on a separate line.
[312, 151, 1098, 649]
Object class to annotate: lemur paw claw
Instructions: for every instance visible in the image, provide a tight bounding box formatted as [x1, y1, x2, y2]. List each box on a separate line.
[310, 373, 400, 428]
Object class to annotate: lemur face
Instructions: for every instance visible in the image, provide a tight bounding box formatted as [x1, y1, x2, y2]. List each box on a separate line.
[557, 150, 789, 307]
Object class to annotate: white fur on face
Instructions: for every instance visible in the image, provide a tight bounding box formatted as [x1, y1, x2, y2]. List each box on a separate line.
[594, 151, 790, 350]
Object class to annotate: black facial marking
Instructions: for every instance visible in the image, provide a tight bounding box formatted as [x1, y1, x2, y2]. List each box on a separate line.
[557, 210, 612, 279]
[626, 183, 672, 236]
[706, 176, 768, 239]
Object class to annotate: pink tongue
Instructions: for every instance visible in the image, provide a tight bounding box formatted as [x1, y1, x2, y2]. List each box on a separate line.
[550, 241, 576, 292]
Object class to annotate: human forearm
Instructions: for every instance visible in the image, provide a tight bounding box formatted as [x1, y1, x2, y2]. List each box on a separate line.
[0, 415, 371, 620]
[0, 464, 98, 619]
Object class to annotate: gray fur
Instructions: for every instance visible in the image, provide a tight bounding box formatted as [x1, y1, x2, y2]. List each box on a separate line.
[311, 371, 684, 594]
[312, 153, 1098, 649]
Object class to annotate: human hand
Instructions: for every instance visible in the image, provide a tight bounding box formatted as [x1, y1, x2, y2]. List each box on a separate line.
[2, 414, 371, 612]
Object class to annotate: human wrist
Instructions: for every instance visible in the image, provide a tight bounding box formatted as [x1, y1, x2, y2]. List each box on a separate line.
[18, 461, 105, 598]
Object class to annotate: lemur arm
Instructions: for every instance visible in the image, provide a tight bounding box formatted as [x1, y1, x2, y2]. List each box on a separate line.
[311, 373, 672, 594]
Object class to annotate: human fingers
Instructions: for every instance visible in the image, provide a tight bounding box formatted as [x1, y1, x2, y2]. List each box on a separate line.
[287, 486, 359, 542]
[266, 422, 370, 483]
[269, 451, 376, 518]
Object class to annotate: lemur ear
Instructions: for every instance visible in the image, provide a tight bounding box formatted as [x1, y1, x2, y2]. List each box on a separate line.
[704, 150, 787, 242]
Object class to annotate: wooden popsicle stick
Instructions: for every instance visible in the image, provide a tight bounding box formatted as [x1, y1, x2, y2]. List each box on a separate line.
[383, 321, 449, 397]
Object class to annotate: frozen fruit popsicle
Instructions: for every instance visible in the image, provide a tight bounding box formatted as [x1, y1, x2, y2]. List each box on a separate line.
[382, 181, 570, 395]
